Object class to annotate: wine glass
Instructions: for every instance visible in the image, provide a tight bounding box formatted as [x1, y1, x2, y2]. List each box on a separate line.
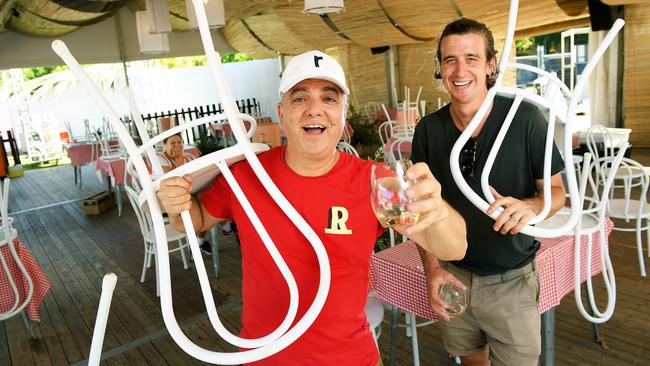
[370, 160, 419, 228]
[438, 282, 467, 318]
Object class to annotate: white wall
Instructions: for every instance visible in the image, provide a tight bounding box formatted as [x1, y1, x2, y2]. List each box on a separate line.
[20, 58, 281, 141]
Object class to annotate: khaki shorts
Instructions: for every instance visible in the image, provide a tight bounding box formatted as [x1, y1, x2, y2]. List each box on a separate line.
[439, 261, 541, 366]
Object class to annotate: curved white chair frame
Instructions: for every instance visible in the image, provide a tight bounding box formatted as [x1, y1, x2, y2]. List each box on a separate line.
[604, 157, 650, 277]
[538, 147, 626, 323]
[0, 179, 34, 322]
[449, 0, 624, 239]
[52, 0, 331, 363]
[388, 137, 412, 163]
[336, 141, 359, 157]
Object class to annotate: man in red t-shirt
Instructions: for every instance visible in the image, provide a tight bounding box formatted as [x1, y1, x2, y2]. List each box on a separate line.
[157, 50, 467, 365]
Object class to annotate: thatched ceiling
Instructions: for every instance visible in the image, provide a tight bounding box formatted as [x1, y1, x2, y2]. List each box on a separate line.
[0, 0, 600, 56]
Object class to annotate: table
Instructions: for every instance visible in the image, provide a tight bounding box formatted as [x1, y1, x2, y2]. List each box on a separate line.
[211, 118, 281, 148]
[65, 142, 101, 187]
[95, 146, 200, 216]
[369, 219, 613, 365]
[1, 236, 51, 323]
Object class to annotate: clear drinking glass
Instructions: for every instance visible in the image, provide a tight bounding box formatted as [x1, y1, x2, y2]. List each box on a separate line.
[370, 160, 419, 228]
[438, 282, 467, 318]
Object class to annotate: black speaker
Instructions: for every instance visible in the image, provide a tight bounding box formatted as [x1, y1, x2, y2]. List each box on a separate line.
[588, 0, 615, 31]
[371, 46, 390, 55]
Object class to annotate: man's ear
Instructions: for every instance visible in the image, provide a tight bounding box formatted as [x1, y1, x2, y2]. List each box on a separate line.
[487, 57, 496, 76]
[277, 102, 284, 128]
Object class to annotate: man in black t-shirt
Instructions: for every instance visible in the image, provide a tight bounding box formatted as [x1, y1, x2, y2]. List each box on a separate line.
[411, 19, 566, 366]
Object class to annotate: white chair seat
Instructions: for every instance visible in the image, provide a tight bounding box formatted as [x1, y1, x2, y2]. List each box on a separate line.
[607, 166, 647, 180]
[536, 211, 599, 234]
[143, 223, 186, 243]
[573, 155, 583, 165]
[608, 198, 650, 220]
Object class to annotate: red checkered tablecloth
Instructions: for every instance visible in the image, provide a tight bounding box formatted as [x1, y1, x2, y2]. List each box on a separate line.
[369, 218, 614, 319]
[0, 237, 51, 321]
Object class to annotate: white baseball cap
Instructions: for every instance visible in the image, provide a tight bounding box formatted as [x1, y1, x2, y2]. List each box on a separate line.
[279, 50, 349, 96]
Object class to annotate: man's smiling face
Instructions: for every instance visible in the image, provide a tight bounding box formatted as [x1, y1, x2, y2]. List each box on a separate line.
[278, 78, 346, 160]
[439, 33, 495, 109]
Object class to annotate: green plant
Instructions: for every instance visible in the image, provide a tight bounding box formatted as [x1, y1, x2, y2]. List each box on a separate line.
[347, 105, 381, 159]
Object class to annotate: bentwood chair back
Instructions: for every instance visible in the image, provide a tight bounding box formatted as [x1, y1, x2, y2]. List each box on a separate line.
[603, 157, 650, 277]
[52, 0, 331, 362]
[124, 185, 189, 296]
[537, 146, 627, 323]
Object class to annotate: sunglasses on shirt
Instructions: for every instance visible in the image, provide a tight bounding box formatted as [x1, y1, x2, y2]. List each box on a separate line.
[460, 137, 477, 179]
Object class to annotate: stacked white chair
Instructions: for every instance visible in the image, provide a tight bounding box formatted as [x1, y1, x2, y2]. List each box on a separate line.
[388, 137, 412, 163]
[52, 0, 331, 363]
[447, 0, 624, 325]
[124, 185, 190, 296]
[0, 179, 35, 339]
[537, 147, 627, 323]
[378, 120, 395, 147]
[336, 141, 359, 157]
[604, 158, 650, 277]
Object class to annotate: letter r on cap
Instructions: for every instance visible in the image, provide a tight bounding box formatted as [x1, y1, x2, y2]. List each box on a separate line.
[314, 55, 323, 67]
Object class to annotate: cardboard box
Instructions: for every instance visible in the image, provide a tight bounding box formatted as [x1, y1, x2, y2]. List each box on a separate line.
[8, 165, 24, 178]
[82, 191, 114, 215]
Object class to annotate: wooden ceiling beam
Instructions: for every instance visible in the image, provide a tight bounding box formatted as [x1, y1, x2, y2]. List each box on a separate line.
[514, 16, 591, 38]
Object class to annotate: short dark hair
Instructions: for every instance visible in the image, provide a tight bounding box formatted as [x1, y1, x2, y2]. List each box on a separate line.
[162, 133, 182, 144]
[434, 18, 499, 89]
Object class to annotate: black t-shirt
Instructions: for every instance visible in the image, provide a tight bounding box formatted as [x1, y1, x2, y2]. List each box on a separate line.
[411, 95, 565, 275]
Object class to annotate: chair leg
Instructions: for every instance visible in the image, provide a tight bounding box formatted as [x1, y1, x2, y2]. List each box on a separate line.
[407, 313, 420, 366]
[21, 311, 37, 340]
[155, 254, 160, 297]
[211, 227, 220, 278]
[405, 311, 412, 337]
[140, 242, 149, 283]
[179, 239, 189, 270]
[637, 222, 647, 277]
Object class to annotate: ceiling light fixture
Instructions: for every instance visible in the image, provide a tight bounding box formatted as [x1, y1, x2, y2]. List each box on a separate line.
[304, 0, 344, 15]
[186, 0, 225, 29]
[145, 0, 172, 33]
[135, 10, 170, 54]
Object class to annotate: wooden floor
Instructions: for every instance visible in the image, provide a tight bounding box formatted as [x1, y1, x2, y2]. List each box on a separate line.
[2, 154, 649, 366]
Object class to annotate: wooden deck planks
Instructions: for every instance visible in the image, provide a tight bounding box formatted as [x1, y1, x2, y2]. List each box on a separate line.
[3, 151, 650, 365]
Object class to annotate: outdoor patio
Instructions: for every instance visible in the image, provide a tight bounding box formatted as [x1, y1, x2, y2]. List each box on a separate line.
[2, 150, 649, 365]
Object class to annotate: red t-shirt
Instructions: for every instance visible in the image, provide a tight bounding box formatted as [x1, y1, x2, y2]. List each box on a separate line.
[201, 145, 384, 365]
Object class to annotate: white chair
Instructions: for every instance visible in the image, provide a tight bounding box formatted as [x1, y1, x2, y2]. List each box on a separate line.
[53, 0, 331, 359]
[537, 147, 626, 323]
[388, 137, 412, 163]
[124, 185, 189, 297]
[378, 120, 395, 147]
[604, 158, 650, 277]
[586, 126, 641, 200]
[364, 101, 380, 123]
[336, 141, 359, 157]
[0, 179, 36, 340]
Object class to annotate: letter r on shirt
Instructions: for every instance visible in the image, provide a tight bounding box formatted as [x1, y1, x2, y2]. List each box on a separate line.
[325, 206, 352, 235]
